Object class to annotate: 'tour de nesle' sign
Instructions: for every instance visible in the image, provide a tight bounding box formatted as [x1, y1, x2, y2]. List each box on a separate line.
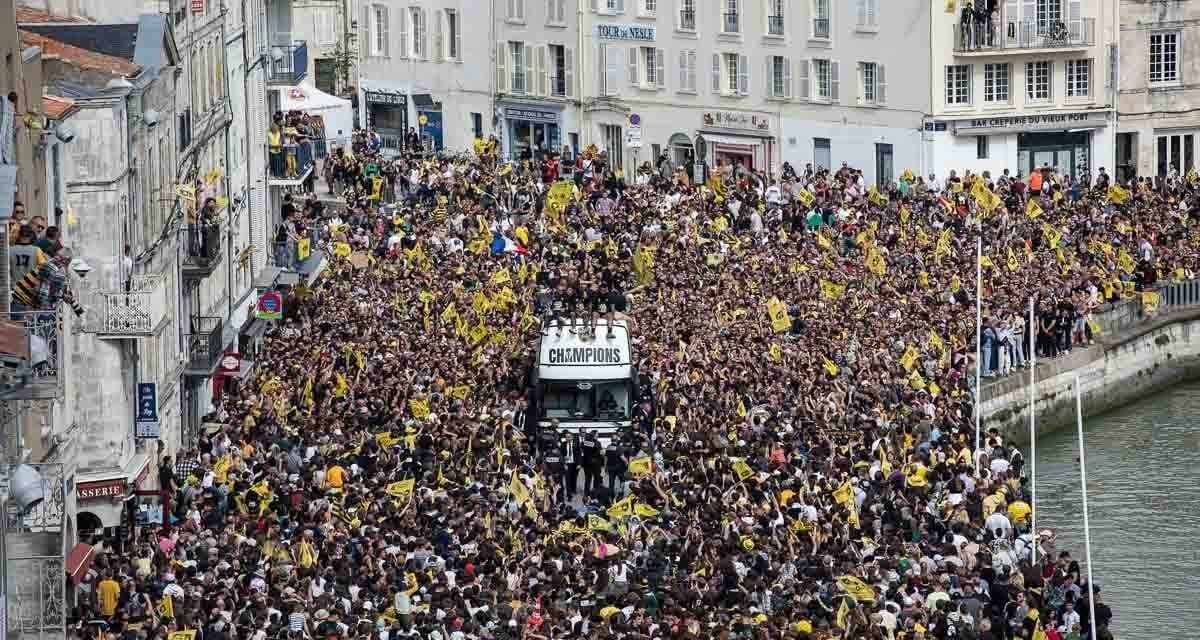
[596, 24, 656, 41]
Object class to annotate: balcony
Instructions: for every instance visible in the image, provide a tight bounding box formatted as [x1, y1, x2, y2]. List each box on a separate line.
[267, 42, 309, 85]
[953, 18, 1095, 54]
[95, 275, 168, 339]
[768, 14, 785, 36]
[679, 9, 695, 30]
[812, 17, 830, 39]
[183, 316, 224, 376]
[0, 311, 63, 401]
[267, 141, 315, 186]
[722, 12, 739, 34]
[181, 223, 223, 281]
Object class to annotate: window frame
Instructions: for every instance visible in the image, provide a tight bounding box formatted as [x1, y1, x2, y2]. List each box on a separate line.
[678, 0, 697, 31]
[511, 41, 526, 94]
[861, 61, 877, 103]
[983, 62, 1009, 104]
[725, 52, 739, 93]
[1025, 60, 1051, 102]
[812, 0, 831, 39]
[721, 0, 740, 34]
[945, 64, 971, 106]
[1065, 58, 1090, 98]
[1149, 31, 1180, 86]
[814, 58, 832, 100]
[371, 4, 389, 57]
[767, 0, 785, 36]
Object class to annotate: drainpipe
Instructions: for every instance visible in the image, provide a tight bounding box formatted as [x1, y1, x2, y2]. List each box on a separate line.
[577, 0, 585, 148]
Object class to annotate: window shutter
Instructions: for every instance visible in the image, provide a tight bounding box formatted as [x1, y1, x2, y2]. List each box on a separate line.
[797, 58, 810, 99]
[868, 0, 877, 24]
[856, 0, 865, 25]
[434, 10, 443, 61]
[656, 48, 666, 88]
[783, 56, 792, 99]
[765, 56, 773, 97]
[497, 40, 509, 92]
[539, 45, 549, 96]
[396, 7, 407, 58]
[1004, 0, 1017, 25]
[454, 16, 462, 60]
[691, 50, 700, 91]
[362, 5, 370, 54]
[679, 50, 688, 89]
[525, 44, 535, 94]
[737, 54, 749, 95]
[420, 9, 428, 58]
[877, 64, 887, 104]
[629, 46, 639, 86]
[558, 0, 566, 21]
[565, 47, 574, 96]
[712, 53, 721, 93]
[547, 0, 555, 21]
[518, 0, 526, 20]
[605, 45, 622, 95]
[830, 60, 840, 101]
[589, 0, 598, 11]
[616, 0, 625, 12]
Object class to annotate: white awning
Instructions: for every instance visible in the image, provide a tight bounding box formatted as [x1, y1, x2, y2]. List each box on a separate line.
[701, 133, 767, 149]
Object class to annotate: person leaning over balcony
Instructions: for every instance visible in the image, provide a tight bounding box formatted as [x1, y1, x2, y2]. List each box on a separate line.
[267, 124, 284, 177]
[9, 224, 47, 291]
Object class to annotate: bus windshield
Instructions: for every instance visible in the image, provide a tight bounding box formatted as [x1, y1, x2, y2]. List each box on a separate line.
[540, 380, 631, 421]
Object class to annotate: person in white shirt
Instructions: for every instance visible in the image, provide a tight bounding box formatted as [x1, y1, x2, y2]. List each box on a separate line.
[1059, 601, 1081, 632]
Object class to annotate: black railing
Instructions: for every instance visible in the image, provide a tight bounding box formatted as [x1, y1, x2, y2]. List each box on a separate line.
[185, 316, 224, 373]
[954, 18, 1095, 52]
[184, 223, 221, 263]
[723, 12, 739, 33]
[267, 42, 308, 84]
[812, 17, 830, 38]
[768, 14, 785, 35]
[267, 140, 315, 181]
[679, 9, 696, 30]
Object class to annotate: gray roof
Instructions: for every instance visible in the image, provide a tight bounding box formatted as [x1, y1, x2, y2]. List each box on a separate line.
[20, 24, 139, 62]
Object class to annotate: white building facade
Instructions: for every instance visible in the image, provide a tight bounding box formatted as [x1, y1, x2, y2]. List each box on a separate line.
[1116, 0, 1200, 182]
[925, 0, 1119, 181]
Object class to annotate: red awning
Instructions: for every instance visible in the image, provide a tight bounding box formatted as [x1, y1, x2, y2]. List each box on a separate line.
[66, 542, 95, 585]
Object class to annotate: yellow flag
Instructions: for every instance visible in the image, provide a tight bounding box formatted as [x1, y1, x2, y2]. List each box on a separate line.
[1117, 250, 1136, 274]
[408, 398, 430, 420]
[508, 471, 532, 506]
[440, 302, 459, 325]
[1006, 247, 1020, 272]
[732, 459, 755, 481]
[168, 632, 197, 640]
[302, 376, 314, 408]
[865, 249, 886, 275]
[489, 268, 511, 286]
[836, 597, 850, 630]
[297, 237, 312, 260]
[628, 457, 654, 476]
[836, 576, 877, 602]
[332, 241, 352, 258]
[820, 279, 846, 300]
[1106, 184, 1131, 204]
[766, 296, 792, 333]
[448, 384, 471, 400]
[899, 345, 919, 371]
[385, 479, 415, 498]
[822, 355, 840, 376]
[929, 330, 945, 353]
[950, 275, 962, 293]
[157, 594, 175, 619]
[607, 496, 635, 520]
[1025, 198, 1043, 219]
[979, 255, 994, 269]
[1142, 291, 1161, 314]
[514, 226, 530, 245]
[832, 482, 853, 505]
[1086, 315, 1101, 336]
[587, 514, 614, 532]
[333, 373, 349, 398]
[796, 187, 815, 207]
[817, 232, 833, 250]
[769, 343, 783, 362]
[634, 502, 661, 518]
[737, 398, 748, 417]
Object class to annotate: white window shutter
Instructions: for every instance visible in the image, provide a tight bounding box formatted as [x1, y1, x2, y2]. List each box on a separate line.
[540, 45, 550, 96]
[518, 0, 526, 20]
[656, 48, 666, 88]
[558, 0, 566, 21]
[547, 0, 555, 21]
[856, 0, 865, 25]
[629, 46, 639, 86]
[867, 0, 877, 24]
[712, 53, 721, 93]
[397, 8, 407, 58]
[877, 64, 887, 104]
[765, 56, 773, 97]
[797, 58, 810, 99]
[434, 10, 443, 61]
[688, 51, 697, 92]
[830, 60, 840, 101]
[497, 40, 509, 92]
[565, 47, 574, 96]
[678, 50, 688, 89]
[454, 16, 462, 60]
[589, 0, 598, 11]
[616, 0, 625, 12]
[737, 54, 749, 95]
[418, 9, 428, 59]
[525, 45, 535, 94]
[783, 56, 792, 98]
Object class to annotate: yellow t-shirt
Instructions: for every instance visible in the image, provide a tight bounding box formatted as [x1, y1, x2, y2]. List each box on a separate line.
[905, 463, 928, 488]
[1007, 500, 1032, 525]
[326, 465, 346, 489]
[97, 578, 121, 616]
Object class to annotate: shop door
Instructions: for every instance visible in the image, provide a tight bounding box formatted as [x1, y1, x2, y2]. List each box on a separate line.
[875, 143, 894, 186]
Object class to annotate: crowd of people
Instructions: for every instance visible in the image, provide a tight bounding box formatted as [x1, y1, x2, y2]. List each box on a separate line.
[68, 129, 1200, 640]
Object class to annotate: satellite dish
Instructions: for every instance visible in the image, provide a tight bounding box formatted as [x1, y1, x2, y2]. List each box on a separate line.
[10, 464, 47, 513]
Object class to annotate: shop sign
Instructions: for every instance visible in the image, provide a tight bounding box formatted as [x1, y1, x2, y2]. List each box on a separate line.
[702, 111, 772, 132]
[506, 107, 558, 124]
[134, 382, 160, 439]
[219, 352, 241, 375]
[596, 24, 656, 41]
[257, 292, 283, 320]
[365, 91, 407, 106]
[953, 111, 1109, 134]
[77, 478, 125, 500]
[626, 126, 643, 148]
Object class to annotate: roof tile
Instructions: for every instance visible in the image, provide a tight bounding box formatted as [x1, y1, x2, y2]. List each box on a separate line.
[42, 95, 76, 120]
[15, 5, 87, 24]
[19, 30, 140, 77]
